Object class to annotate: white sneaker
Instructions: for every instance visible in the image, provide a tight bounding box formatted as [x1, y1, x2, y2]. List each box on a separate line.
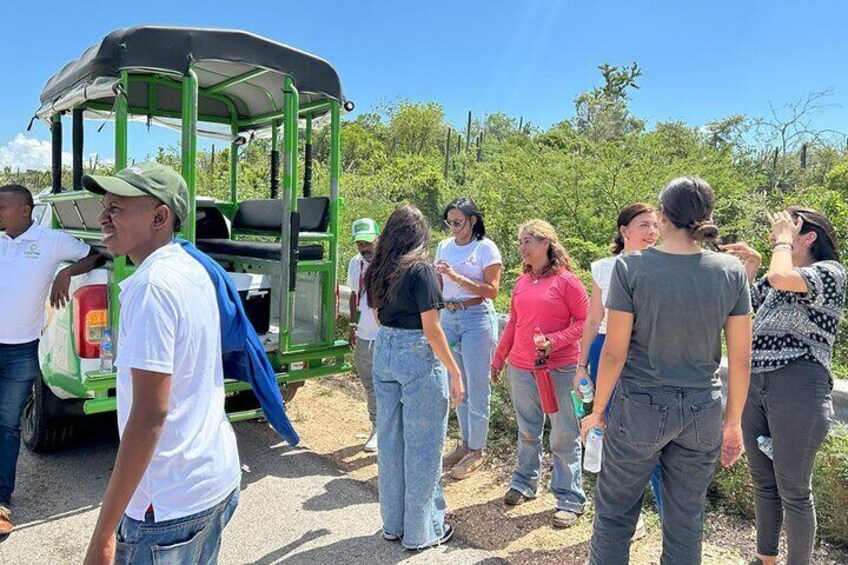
[632, 513, 646, 541]
[364, 429, 378, 452]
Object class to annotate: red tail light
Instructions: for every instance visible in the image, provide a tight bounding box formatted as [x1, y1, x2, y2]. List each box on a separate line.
[73, 285, 107, 359]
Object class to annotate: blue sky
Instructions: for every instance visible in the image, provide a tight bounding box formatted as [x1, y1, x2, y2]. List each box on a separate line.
[0, 0, 845, 169]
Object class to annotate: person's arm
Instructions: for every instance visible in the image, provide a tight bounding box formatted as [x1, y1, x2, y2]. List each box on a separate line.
[545, 277, 589, 353]
[721, 314, 752, 467]
[580, 308, 633, 441]
[575, 280, 603, 392]
[765, 210, 808, 292]
[50, 248, 106, 309]
[438, 263, 502, 300]
[491, 291, 518, 380]
[84, 369, 171, 565]
[421, 309, 464, 406]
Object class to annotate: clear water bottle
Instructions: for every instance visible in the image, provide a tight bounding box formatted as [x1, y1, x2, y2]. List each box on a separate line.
[757, 435, 774, 460]
[533, 327, 547, 350]
[578, 378, 595, 403]
[584, 427, 603, 473]
[100, 328, 114, 373]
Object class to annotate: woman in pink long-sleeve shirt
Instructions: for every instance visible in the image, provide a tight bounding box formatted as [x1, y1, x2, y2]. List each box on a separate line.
[491, 219, 589, 529]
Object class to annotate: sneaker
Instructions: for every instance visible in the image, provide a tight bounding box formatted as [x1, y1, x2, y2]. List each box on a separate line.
[504, 488, 528, 506]
[0, 505, 12, 535]
[450, 450, 483, 480]
[403, 524, 454, 550]
[632, 513, 646, 541]
[442, 443, 469, 469]
[382, 531, 402, 541]
[552, 510, 580, 529]
[363, 429, 378, 453]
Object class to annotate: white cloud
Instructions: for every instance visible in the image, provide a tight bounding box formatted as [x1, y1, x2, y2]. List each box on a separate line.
[0, 133, 70, 171]
[0, 133, 106, 172]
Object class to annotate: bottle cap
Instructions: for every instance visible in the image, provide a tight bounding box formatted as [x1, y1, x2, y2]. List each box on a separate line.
[594, 428, 603, 436]
[580, 378, 588, 385]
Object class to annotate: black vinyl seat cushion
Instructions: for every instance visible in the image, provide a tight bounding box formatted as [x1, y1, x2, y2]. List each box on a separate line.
[196, 239, 324, 261]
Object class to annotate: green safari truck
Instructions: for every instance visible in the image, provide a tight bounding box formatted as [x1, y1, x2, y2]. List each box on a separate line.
[23, 26, 354, 451]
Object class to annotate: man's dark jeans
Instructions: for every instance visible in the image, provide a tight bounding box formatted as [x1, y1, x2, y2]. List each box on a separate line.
[590, 380, 723, 565]
[0, 340, 39, 506]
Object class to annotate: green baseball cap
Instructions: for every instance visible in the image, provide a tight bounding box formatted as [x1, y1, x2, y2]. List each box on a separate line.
[352, 218, 380, 243]
[82, 162, 189, 224]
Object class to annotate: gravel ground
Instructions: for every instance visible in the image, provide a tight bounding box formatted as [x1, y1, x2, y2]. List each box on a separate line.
[304, 374, 848, 565]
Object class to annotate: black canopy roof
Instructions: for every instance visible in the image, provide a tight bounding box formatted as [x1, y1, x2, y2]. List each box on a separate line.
[37, 26, 345, 132]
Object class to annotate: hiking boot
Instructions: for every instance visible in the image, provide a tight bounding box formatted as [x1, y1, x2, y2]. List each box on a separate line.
[632, 513, 646, 541]
[0, 505, 12, 535]
[363, 428, 378, 453]
[552, 510, 580, 529]
[504, 488, 528, 506]
[442, 443, 469, 469]
[450, 450, 483, 480]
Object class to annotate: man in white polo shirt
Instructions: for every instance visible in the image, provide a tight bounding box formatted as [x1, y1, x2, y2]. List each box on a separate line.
[80, 163, 240, 565]
[0, 184, 102, 535]
[347, 218, 380, 452]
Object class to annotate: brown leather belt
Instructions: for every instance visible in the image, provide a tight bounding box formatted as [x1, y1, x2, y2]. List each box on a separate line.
[444, 297, 485, 310]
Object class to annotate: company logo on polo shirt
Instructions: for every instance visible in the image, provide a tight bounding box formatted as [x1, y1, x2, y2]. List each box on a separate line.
[24, 243, 41, 259]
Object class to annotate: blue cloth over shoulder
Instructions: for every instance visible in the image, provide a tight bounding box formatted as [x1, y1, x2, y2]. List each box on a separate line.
[176, 239, 299, 446]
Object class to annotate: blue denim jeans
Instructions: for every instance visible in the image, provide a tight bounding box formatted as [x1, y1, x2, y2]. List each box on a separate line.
[507, 364, 586, 513]
[588, 333, 664, 522]
[440, 301, 498, 451]
[590, 380, 723, 565]
[0, 340, 40, 506]
[114, 488, 239, 564]
[373, 326, 450, 549]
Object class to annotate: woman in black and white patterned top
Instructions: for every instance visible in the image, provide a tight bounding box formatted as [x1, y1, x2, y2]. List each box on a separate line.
[722, 207, 845, 565]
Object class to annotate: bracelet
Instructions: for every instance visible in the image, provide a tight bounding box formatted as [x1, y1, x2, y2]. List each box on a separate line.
[772, 241, 794, 250]
[772, 243, 793, 253]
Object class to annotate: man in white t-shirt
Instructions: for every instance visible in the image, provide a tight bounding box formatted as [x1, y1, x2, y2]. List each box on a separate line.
[81, 163, 240, 565]
[0, 184, 102, 535]
[347, 218, 380, 452]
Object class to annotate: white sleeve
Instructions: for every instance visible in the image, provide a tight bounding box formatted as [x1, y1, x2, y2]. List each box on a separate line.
[116, 284, 178, 374]
[347, 257, 359, 293]
[434, 240, 445, 263]
[480, 239, 502, 268]
[53, 231, 91, 263]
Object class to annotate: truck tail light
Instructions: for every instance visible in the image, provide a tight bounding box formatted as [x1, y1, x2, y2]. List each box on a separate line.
[73, 285, 107, 359]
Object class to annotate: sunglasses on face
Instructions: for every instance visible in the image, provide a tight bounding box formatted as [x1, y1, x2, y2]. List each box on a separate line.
[444, 218, 467, 229]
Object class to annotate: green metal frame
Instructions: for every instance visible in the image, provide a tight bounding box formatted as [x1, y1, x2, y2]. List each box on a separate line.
[40, 63, 350, 420]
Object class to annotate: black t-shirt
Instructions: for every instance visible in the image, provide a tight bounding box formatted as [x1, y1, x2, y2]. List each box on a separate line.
[377, 262, 444, 329]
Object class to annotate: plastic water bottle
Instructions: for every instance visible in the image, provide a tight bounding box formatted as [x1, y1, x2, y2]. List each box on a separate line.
[578, 378, 595, 403]
[757, 435, 774, 460]
[100, 328, 114, 373]
[584, 427, 603, 473]
[570, 390, 585, 418]
[533, 327, 546, 350]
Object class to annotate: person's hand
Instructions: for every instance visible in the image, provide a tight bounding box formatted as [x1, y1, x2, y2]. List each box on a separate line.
[542, 338, 553, 357]
[435, 261, 461, 282]
[83, 531, 116, 565]
[768, 210, 802, 245]
[50, 269, 73, 309]
[720, 242, 762, 266]
[348, 325, 357, 349]
[490, 366, 502, 383]
[581, 412, 605, 445]
[720, 422, 745, 468]
[574, 366, 590, 397]
[449, 370, 465, 406]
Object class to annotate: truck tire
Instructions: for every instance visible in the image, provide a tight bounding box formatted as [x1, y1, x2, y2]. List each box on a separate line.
[21, 376, 78, 453]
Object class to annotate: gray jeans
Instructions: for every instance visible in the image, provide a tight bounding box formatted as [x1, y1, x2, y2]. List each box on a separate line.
[742, 360, 833, 564]
[354, 338, 377, 426]
[590, 380, 723, 565]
